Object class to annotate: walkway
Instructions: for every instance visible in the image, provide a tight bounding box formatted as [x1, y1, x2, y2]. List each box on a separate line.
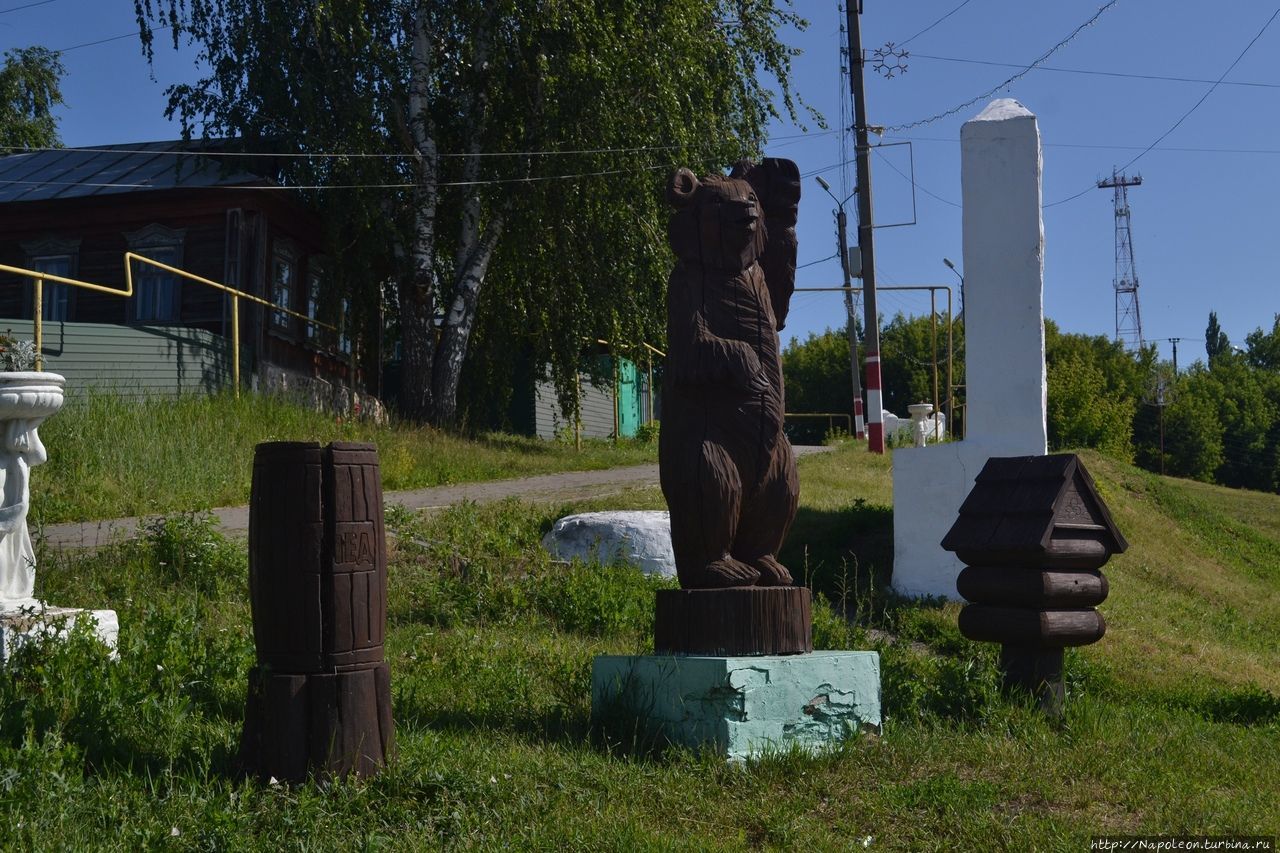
[39, 445, 834, 550]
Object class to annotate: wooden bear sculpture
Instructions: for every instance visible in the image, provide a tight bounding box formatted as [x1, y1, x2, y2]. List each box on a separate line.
[659, 159, 801, 589]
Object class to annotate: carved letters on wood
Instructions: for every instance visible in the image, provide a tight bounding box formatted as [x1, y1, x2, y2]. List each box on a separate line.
[658, 159, 802, 590]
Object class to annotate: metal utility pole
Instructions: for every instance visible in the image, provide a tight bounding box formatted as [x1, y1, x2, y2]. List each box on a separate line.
[846, 0, 885, 453]
[1167, 337, 1181, 374]
[816, 175, 865, 440]
[839, 210, 866, 440]
[1098, 169, 1144, 351]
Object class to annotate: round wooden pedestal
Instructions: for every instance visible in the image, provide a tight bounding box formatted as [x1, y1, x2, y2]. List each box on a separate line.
[654, 586, 812, 656]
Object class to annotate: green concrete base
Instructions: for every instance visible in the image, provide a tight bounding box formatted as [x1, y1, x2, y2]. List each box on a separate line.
[592, 651, 881, 761]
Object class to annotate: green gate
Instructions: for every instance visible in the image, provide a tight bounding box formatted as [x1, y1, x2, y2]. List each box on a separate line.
[616, 356, 641, 438]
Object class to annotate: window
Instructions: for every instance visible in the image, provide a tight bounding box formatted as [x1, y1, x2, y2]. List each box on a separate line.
[125, 225, 185, 324]
[339, 297, 352, 355]
[306, 260, 327, 343]
[270, 243, 296, 332]
[21, 237, 80, 322]
[32, 256, 71, 321]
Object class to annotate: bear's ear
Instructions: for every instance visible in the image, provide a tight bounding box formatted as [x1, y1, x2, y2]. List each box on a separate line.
[666, 168, 699, 208]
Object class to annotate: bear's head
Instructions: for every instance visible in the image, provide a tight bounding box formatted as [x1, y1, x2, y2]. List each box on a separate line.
[666, 168, 766, 274]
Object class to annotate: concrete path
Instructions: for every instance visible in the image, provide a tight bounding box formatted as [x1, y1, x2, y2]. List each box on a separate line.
[38, 445, 834, 550]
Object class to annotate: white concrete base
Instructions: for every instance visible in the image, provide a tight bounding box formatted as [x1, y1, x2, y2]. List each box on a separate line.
[891, 438, 1042, 601]
[542, 510, 674, 577]
[0, 604, 119, 664]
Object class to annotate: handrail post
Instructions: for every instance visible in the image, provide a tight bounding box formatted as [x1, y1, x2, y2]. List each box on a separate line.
[931, 288, 940, 441]
[947, 287, 954, 441]
[232, 296, 241, 398]
[33, 278, 43, 371]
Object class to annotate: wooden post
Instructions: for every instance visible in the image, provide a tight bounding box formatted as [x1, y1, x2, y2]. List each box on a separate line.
[239, 441, 395, 781]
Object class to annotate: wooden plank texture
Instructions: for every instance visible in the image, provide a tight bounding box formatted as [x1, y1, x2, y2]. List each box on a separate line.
[654, 586, 812, 655]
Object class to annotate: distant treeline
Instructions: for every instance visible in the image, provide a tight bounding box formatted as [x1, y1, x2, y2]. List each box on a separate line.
[782, 311, 1280, 492]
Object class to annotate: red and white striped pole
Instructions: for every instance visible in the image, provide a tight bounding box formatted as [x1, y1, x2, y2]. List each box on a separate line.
[853, 394, 866, 439]
[865, 352, 883, 451]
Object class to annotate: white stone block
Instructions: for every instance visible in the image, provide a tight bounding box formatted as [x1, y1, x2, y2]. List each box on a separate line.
[891, 99, 1048, 601]
[542, 510, 675, 577]
[0, 605, 118, 664]
[960, 98, 1047, 451]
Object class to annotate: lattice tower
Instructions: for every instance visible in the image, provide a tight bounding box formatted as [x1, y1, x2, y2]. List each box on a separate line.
[1097, 169, 1144, 351]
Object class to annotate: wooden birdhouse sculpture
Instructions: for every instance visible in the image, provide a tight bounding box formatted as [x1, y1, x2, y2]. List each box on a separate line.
[941, 454, 1127, 714]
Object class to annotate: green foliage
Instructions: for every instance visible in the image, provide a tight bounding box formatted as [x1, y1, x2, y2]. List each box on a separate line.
[878, 312, 963, 419]
[781, 314, 963, 438]
[0, 46, 63, 149]
[782, 328, 855, 415]
[385, 499, 671, 639]
[1244, 313, 1280, 371]
[1133, 371, 1224, 482]
[633, 420, 659, 445]
[141, 512, 244, 595]
[1044, 323, 1145, 462]
[0, 331, 36, 371]
[136, 0, 816, 426]
[1206, 310, 1230, 364]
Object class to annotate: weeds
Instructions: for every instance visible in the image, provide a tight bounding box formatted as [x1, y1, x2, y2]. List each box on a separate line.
[3, 443, 1280, 845]
[34, 389, 657, 524]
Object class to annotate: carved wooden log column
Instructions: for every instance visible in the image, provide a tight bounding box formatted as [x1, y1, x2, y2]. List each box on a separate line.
[942, 454, 1127, 715]
[238, 441, 395, 781]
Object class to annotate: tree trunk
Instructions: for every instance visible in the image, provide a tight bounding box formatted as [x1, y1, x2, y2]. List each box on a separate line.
[399, 3, 440, 423]
[426, 14, 500, 428]
[432, 214, 504, 426]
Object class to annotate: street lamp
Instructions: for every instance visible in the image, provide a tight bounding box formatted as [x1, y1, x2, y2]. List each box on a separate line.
[814, 176, 865, 440]
[943, 257, 964, 319]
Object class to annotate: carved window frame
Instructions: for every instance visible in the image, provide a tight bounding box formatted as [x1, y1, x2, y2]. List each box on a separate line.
[124, 224, 186, 324]
[20, 236, 81, 322]
[269, 239, 298, 335]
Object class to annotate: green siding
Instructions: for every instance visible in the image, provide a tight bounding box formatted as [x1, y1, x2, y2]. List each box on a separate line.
[2, 319, 244, 398]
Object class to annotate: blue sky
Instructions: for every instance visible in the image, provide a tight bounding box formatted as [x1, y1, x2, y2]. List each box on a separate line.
[4, 1, 1278, 367]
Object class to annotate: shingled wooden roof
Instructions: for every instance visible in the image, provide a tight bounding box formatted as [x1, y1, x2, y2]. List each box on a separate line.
[941, 454, 1128, 556]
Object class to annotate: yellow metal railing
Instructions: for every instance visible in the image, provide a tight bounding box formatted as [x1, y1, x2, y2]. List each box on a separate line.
[124, 252, 336, 397]
[784, 412, 854, 440]
[0, 263, 134, 371]
[1, 256, 336, 394]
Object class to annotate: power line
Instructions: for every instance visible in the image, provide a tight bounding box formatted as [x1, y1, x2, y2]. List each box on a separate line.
[872, 146, 960, 208]
[3, 128, 837, 162]
[0, 162, 674, 192]
[897, 0, 977, 48]
[883, 1, 1121, 133]
[797, 253, 839, 270]
[887, 134, 1280, 156]
[911, 52, 1280, 90]
[0, 0, 55, 14]
[53, 26, 171, 54]
[1045, 6, 1280, 208]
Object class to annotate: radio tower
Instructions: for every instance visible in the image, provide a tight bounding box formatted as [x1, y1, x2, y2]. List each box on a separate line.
[1097, 169, 1144, 351]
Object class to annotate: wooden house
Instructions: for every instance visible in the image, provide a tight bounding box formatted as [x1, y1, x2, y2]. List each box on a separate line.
[0, 141, 369, 404]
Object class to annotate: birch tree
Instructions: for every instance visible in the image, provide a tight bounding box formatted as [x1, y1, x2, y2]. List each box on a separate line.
[0, 47, 64, 149]
[135, 0, 811, 426]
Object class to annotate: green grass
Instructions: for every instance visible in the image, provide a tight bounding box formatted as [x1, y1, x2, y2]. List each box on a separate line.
[3, 443, 1278, 848]
[32, 390, 657, 524]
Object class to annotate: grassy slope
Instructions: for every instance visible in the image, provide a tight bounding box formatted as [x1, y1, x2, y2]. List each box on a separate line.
[32, 391, 657, 524]
[4, 443, 1277, 849]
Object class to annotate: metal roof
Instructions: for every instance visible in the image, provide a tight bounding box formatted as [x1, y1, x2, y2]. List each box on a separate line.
[0, 141, 267, 204]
